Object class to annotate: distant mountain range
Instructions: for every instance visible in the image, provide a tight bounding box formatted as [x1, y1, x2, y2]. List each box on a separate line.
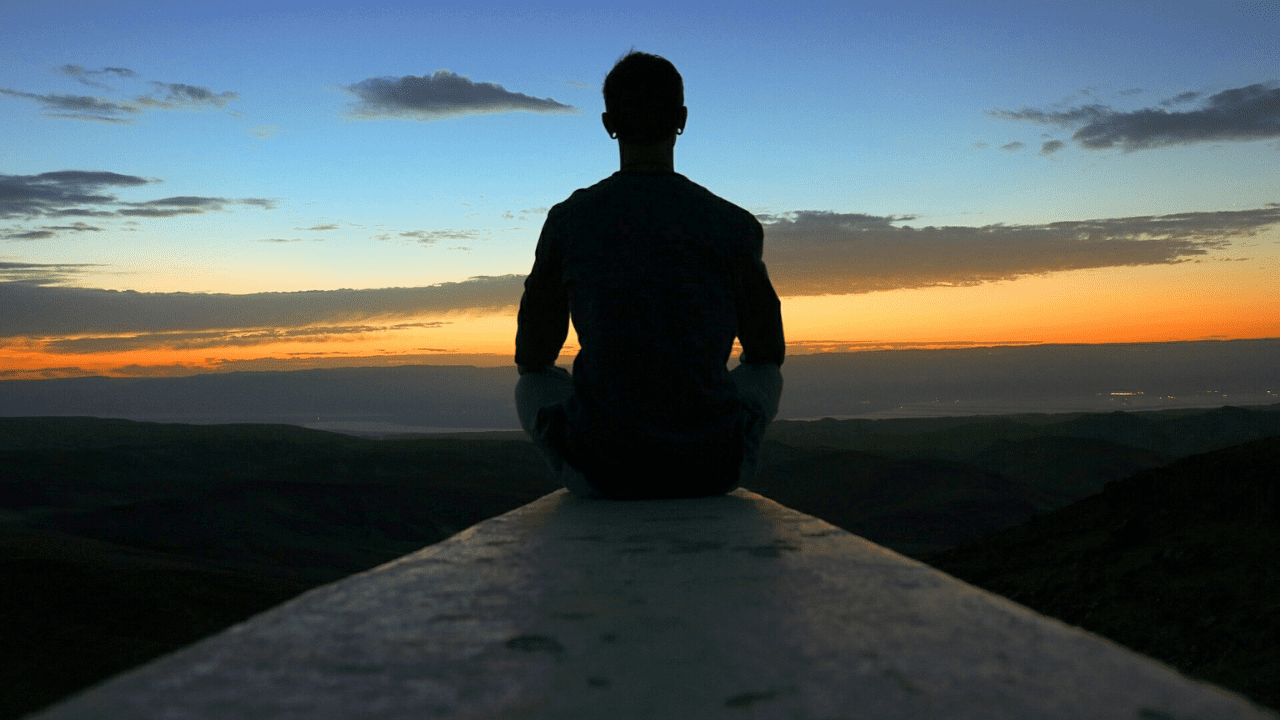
[2, 338, 1278, 430]
[2, 403, 1278, 717]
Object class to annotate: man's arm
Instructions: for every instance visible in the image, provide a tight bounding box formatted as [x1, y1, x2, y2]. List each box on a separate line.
[735, 221, 785, 366]
[515, 214, 570, 373]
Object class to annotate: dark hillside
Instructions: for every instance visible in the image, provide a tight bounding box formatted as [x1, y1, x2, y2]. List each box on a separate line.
[0, 419, 558, 719]
[926, 436, 1280, 710]
[744, 451, 1057, 557]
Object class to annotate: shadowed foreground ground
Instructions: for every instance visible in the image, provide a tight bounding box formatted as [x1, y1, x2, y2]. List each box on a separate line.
[2, 409, 1278, 716]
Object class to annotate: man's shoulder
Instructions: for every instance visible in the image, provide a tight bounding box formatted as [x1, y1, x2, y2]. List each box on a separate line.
[549, 172, 760, 230]
[672, 173, 761, 226]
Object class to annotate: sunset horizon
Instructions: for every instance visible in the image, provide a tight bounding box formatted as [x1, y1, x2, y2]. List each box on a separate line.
[4, 1, 1278, 382]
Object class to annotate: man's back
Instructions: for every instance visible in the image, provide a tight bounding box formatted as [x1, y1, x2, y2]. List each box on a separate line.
[516, 170, 783, 490]
[514, 49, 783, 499]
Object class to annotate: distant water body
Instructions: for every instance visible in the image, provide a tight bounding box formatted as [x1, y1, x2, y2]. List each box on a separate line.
[791, 390, 1280, 421]
[300, 420, 520, 435]
[1, 339, 1276, 430]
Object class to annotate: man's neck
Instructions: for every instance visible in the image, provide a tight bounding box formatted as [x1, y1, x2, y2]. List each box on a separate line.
[618, 138, 676, 173]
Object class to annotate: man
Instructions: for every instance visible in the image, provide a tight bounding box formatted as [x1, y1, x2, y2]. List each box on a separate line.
[515, 50, 784, 500]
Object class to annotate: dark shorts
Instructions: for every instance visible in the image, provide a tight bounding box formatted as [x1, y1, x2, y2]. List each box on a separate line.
[515, 364, 782, 499]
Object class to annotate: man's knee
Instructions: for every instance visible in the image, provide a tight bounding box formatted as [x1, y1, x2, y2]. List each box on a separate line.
[515, 366, 574, 433]
[732, 362, 783, 422]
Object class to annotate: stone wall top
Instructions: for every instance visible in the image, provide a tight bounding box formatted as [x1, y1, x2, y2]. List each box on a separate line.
[28, 489, 1276, 719]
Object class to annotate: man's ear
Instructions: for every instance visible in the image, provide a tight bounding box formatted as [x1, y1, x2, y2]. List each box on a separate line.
[677, 106, 688, 134]
[602, 112, 617, 139]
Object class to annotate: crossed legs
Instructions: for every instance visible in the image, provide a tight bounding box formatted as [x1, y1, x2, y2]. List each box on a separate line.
[515, 363, 783, 498]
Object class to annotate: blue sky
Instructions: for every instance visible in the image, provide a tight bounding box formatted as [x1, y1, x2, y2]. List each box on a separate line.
[1, 0, 1278, 376]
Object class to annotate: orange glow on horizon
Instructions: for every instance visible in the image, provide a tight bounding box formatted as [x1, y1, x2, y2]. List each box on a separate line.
[3, 255, 1277, 380]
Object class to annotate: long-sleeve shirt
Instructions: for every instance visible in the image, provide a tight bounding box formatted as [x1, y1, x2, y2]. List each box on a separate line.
[516, 170, 784, 483]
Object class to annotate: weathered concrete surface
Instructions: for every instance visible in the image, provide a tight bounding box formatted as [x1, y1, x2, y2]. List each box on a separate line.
[28, 489, 1276, 720]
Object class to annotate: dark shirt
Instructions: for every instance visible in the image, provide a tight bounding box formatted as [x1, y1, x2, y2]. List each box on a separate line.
[516, 170, 784, 488]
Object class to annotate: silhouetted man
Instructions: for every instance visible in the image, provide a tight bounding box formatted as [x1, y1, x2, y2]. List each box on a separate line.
[515, 51, 784, 499]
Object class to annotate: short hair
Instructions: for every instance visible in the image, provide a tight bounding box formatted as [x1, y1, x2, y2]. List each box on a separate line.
[603, 50, 684, 145]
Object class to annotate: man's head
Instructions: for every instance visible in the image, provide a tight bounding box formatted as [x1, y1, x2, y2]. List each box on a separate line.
[602, 50, 687, 146]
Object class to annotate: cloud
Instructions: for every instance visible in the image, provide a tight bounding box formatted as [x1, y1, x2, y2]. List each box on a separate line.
[0, 274, 527, 339]
[375, 229, 480, 245]
[0, 171, 154, 219]
[255, 237, 323, 243]
[0, 261, 100, 284]
[2, 69, 237, 122]
[3, 221, 103, 240]
[1160, 90, 1201, 106]
[250, 124, 280, 139]
[0, 87, 140, 122]
[987, 82, 1280, 151]
[1000, 141, 1024, 151]
[1040, 140, 1065, 155]
[344, 70, 579, 120]
[0, 171, 274, 232]
[41, 221, 101, 232]
[299, 223, 339, 231]
[57, 65, 137, 89]
[135, 81, 238, 110]
[116, 195, 273, 217]
[758, 205, 1280, 296]
[42, 322, 449, 354]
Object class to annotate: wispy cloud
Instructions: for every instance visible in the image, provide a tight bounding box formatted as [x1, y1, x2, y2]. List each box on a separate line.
[1040, 140, 1065, 155]
[57, 65, 137, 89]
[42, 322, 449, 354]
[1160, 90, 1201, 107]
[373, 229, 481, 245]
[987, 82, 1280, 151]
[117, 195, 271, 218]
[759, 205, 1280, 296]
[135, 81, 239, 110]
[0, 261, 101, 284]
[549, 77, 591, 89]
[1000, 141, 1023, 151]
[0, 66, 238, 122]
[3, 221, 103, 240]
[343, 70, 579, 120]
[0, 88, 140, 122]
[249, 124, 280, 139]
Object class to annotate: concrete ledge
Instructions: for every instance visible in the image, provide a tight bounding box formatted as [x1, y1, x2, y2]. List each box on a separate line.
[28, 489, 1276, 719]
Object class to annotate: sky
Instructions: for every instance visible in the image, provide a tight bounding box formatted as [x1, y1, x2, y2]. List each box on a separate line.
[2, 0, 1278, 380]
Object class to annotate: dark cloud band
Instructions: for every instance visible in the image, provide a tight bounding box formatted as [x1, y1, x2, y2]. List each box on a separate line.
[2, 205, 1276, 345]
[0, 275, 526, 338]
[759, 205, 1280, 296]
